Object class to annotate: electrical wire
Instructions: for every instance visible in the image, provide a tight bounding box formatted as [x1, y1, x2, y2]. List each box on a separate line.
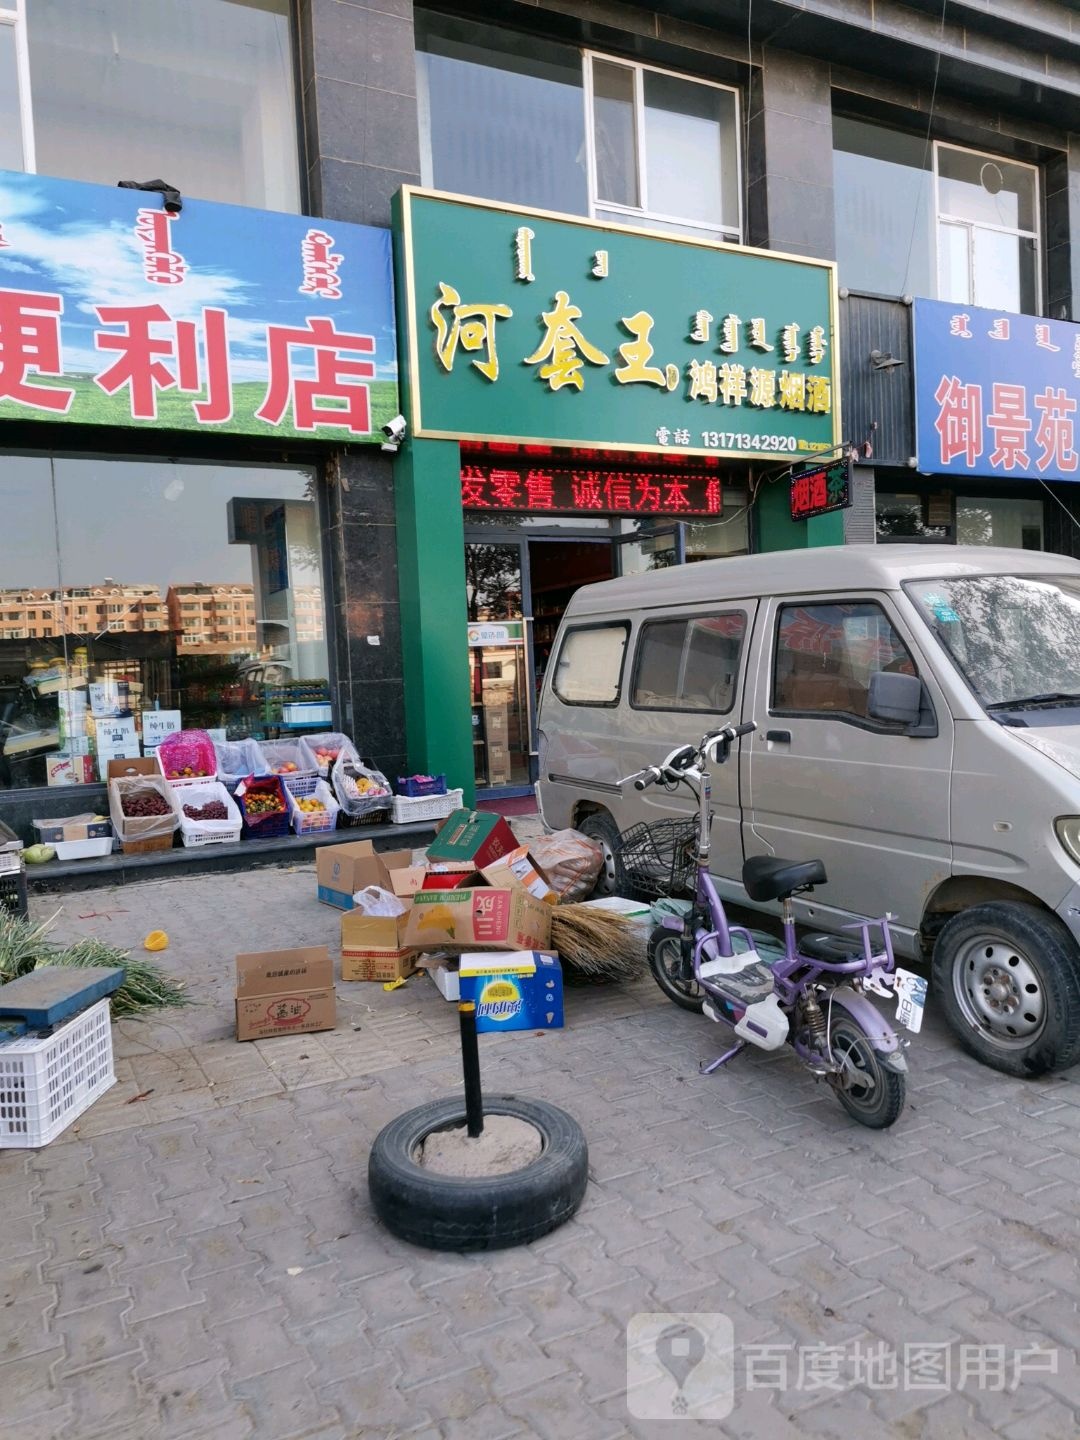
[900, 0, 949, 298]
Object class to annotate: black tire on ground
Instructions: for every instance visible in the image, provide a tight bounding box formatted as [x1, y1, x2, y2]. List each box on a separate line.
[827, 1014, 907, 1129]
[931, 901, 1080, 1078]
[578, 810, 623, 897]
[367, 1095, 588, 1252]
[648, 927, 705, 1013]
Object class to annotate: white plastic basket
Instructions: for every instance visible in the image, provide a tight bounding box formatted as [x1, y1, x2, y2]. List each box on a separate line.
[287, 778, 341, 835]
[0, 998, 116, 1148]
[171, 780, 243, 848]
[391, 787, 464, 825]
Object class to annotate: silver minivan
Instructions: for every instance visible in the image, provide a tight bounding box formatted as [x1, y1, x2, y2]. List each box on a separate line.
[537, 544, 1080, 1077]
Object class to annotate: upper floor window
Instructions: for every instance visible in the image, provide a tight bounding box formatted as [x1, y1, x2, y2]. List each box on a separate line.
[415, 10, 741, 243]
[833, 115, 1040, 315]
[2, 0, 299, 213]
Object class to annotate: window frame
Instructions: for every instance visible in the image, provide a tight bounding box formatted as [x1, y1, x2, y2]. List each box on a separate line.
[770, 597, 923, 734]
[582, 50, 742, 244]
[630, 608, 747, 715]
[551, 620, 631, 708]
[933, 139, 1041, 315]
[0, 1, 35, 171]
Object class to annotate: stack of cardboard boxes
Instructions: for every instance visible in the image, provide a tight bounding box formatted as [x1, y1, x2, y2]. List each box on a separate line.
[483, 692, 511, 786]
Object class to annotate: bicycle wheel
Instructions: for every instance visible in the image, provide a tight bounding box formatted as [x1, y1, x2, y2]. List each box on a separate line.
[648, 928, 704, 1013]
[826, 1014, 906, 1129]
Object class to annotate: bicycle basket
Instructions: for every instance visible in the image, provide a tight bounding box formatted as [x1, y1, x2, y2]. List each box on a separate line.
[615, 819, 699, 897]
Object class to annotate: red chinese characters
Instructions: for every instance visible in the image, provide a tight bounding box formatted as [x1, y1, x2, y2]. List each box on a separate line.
[987, 383, 1031, 471]
[456, 463, 722, 515]
[94, 304, 232, 423]
[0, 289, 74, 413]
[934, 375, 983, 467]
[1034, 388, 1078, 474]
[790, 471, 828, 521]
[256, 317, 376, 434]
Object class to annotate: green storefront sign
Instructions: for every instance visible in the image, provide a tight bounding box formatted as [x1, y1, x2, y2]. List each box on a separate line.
[398, 188, 840, 462]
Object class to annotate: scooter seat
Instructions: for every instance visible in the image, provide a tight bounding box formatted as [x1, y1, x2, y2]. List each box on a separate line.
[743, 855, 827, 902]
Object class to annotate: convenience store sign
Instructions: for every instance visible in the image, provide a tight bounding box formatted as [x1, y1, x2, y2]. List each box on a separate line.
[398, 187, 839, 462]
[0, 169, 398, 440]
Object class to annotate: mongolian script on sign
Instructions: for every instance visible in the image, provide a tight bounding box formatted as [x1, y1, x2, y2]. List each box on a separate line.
[135, 208, 187, 286]
[299, 229, 344, 300]
[460, 463, 723, 516]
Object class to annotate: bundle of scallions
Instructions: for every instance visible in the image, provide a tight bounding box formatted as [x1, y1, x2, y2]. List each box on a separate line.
[0, 911, 188, 1018]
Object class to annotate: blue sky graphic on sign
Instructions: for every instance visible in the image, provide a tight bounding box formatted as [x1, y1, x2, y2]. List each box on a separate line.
[914, 297, 1080, 483]
[0, 169, 397, 440]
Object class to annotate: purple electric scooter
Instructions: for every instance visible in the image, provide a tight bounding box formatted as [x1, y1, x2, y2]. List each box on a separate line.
[619, 722, 921, 1128]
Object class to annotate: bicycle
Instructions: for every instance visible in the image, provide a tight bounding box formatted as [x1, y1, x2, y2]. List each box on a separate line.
[619, 722, 922, 1128]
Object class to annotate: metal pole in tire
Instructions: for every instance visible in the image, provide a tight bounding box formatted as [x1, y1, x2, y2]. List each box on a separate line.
[458, 1001, 484, 1138]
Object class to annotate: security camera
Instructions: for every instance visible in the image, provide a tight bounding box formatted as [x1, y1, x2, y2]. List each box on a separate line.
[380, 415, 407, 453]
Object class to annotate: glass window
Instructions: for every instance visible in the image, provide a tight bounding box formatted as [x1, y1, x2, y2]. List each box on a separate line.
[0, 20, 25, 172]
[552, 624, 628, 705]
[907, 573, 1080, 710]
[25, 0, 300, 212]
[415, 11, 588, 216]
[833, 116, 934, 298]
[773, 602, 915, 721]
[936, 144, 1039, 313]
[876, 492, 952, 542]
[592, 60, 640, 209]
[0, 456, 328, 791]
[633, 612, 746, 712]
[955, 497, 1044, 549]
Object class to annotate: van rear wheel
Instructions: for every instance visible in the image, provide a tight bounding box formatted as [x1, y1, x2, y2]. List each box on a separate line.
[578, 811, 623, 897]
[932, 902, 1080, 1077]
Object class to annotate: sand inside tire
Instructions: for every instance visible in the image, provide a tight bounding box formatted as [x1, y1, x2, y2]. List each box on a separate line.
[418, 1115, 543, 1176]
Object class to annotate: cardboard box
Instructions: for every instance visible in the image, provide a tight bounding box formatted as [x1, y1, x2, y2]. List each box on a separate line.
[426, 809, 517, 869]
[315, 840, 414, 910]
[340, 906, 409, 954]
[420, 864, 480, 891]
[388, 864, 426, 900]
[459, 951, 564, 1032]
[107, 758, 179, 854]
[481, 847, 558, 905]
[419, 955, 460, 1001]
[341, 945, 418, 984]
[402, 885, 551, 952]
[235, 946, 335, 1041]
[486, 743, 511, 785]
[485, 706, 509, 743]
[33, 815, 112, 846]
[46, 752, 96, 786]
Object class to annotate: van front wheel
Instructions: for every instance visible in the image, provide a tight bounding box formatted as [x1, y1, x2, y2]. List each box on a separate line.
[578, 811, 623, 897]
[932, 902, 1080, 1077]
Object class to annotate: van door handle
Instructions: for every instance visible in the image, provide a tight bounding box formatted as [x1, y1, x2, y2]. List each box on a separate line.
[765, 730, 791, 744]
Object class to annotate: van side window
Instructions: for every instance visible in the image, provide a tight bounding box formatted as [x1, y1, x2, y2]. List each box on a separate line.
[773, 602, 916, 721]
[632, 612, 747, 712]
[552, 623, 630, 705]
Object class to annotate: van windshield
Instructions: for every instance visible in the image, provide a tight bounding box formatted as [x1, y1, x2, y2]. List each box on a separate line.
[906, 573, 1080, 711]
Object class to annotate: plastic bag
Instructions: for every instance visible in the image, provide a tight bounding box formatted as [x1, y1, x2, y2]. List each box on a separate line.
[214, 737, 268, 789]
[298, 732, 358, 777]
[353, 885, 406, 917]
[258, 739, 314, 778]
[108, 775, 179, 842]
[531, 828, 604, 903]
[158, 728, 216, 780]
[332, 753, 392, 817]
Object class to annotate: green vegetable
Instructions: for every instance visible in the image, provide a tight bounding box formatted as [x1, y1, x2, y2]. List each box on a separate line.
[22, 844, 55, 865]
[0, 911, 188, 1017]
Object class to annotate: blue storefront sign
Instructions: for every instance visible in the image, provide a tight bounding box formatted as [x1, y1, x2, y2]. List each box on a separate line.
[914, 298, 1080, 482]
[0, 169, 397, 440]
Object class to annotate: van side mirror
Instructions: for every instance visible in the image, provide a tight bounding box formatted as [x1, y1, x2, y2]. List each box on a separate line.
[867, 670, 923, 728]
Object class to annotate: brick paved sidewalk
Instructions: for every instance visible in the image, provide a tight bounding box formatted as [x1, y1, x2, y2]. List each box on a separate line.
[1, 860, 1078, 1439]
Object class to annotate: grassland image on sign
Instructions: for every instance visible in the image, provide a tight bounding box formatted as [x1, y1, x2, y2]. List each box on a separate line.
[0, 169, 398, 440]
[398, 188, 839, 462]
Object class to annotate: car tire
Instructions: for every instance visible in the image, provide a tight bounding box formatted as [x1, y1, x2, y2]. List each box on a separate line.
[367, 1095, 588, 1252]
[932, 901, 1080, 1077]
[578, 810, 623, 897]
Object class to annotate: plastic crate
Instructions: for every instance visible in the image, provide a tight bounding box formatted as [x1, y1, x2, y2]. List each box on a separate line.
[287, 780, 341, 836]
[0, 997, 116, 1148]
[235, 775, 291, 840]
[391, 787, 464, 825]
[396, 774, 447, 798]
[340, 807, 392, 828]
[0, 854, 28, 918]
[172, 781, 243, 848]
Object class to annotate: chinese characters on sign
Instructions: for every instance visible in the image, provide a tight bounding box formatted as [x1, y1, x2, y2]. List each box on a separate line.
[915, 298, 1080, 481]
[460, 462, 723, 516]
[402, 189, 838, 461]
[789, 458, 852, 522]
[0, 168, 398, 439]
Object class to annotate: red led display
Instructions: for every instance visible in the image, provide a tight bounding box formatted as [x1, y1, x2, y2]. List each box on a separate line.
[460, 463, 723, 516]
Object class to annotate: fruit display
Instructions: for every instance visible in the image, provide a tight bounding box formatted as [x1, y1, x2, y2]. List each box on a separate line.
[294, 797, 327, 814]
[340, 771, 390, 801]
[167, 766, 212, 779]
[244, 791, 285, 816]
[273, 762, 299, 774]
[122, 792, 171, 818]
[313, 747, 339, 768]
[183, 800, 230, 822]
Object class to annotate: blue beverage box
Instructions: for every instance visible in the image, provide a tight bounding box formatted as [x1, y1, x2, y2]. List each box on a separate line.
[458, 951, 563, 1033]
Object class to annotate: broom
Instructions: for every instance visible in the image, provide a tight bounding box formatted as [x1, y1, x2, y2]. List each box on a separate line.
[549, 904, 645, 984]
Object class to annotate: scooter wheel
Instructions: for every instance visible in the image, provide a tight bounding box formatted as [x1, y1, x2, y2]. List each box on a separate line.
[648, 929, 705, 1013]
[827, 1014, 906, 1129]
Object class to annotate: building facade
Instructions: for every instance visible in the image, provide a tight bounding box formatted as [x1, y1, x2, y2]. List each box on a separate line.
[1, 0, 1078, 839]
